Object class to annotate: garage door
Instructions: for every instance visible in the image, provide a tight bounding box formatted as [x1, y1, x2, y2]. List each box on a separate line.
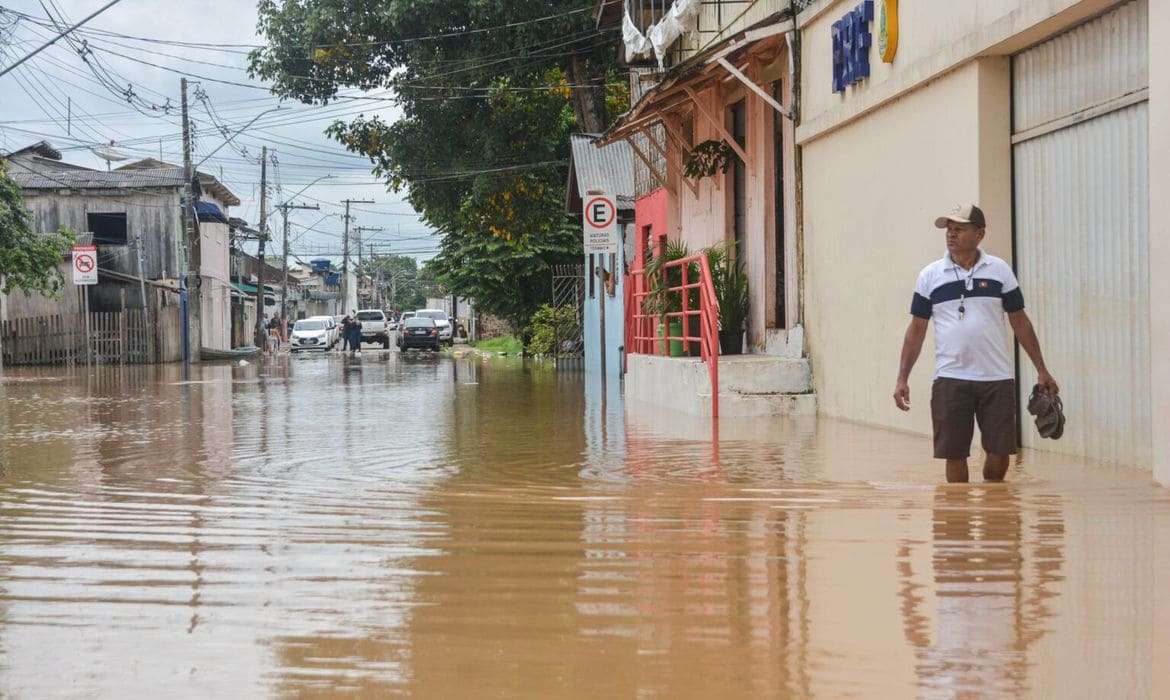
[1012, 0, 1149, 466]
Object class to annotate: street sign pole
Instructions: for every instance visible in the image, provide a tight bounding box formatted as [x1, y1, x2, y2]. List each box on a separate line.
[71, 243, 98, 366]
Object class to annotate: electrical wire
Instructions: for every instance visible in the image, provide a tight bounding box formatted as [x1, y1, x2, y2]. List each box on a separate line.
[1, 4, 595, 52]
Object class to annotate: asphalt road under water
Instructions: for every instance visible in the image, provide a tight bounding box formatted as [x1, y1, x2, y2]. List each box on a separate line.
[0, 353, 1168, 698]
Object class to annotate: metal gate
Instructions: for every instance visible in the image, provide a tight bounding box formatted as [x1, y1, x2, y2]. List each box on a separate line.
[551, 264, 584, 361]
[1012, 0, 1150, 465]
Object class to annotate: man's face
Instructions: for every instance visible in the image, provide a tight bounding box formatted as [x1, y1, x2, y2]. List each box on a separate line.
[945, 221, 984, 255]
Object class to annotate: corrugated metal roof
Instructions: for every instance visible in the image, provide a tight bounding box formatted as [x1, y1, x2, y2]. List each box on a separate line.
[568, 133, 635, 211]
[7, 165, 187, 191]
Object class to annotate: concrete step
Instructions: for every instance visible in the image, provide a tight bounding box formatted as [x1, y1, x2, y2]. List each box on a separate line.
[718, 391, 817, 417]
[625, 354, 816, 418]
[717, 355, 812, 395]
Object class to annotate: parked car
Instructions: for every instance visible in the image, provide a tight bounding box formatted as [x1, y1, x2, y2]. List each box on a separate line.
[387, 315, 399, 331]
[397, 317, 440, 352]
[306, 315, 339, 348]
[355, 309, 390, 348]
[290, 319, 331, 352]
[414, 309, 453, 345]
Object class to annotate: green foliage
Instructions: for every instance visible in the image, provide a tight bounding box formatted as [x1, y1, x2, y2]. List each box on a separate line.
[0, 164, 75, 296]
[642, 239, 697, 317]
[705, 242, 750, 332]
[684, 140, 738, 180]
[357, 253, 428, 310]
[249, 0, 622, 329]
[525, 304, 577, 355]
[472, 335, 523, 354]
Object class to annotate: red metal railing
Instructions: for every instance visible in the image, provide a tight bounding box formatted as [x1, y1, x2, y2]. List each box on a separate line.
[625, 252, 720, 418]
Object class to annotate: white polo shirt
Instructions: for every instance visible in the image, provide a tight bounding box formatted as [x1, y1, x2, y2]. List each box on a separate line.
[910, 250, 1024, 382]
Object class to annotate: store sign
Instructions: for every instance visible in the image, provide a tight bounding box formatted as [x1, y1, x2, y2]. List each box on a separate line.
[72, 245, 97, 285]
[878, 0, 898, 63]
[832, 0, 874, 93]
[582, 193, 619, 254]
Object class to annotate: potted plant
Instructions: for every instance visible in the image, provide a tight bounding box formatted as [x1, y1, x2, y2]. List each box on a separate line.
[705, 242, 750, 355]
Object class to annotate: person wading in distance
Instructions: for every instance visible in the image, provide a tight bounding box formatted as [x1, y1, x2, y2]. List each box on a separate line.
[894, 204, 1059, 483]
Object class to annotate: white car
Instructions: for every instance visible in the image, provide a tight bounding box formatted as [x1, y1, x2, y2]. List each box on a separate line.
[306, 315, 339, 348]
[414, 309, 454, 345]
[290, 318, 331, 351]
[355, 309, 390, 348]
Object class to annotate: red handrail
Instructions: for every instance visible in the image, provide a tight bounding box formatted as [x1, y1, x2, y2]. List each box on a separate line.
[624, 252, 720, 418]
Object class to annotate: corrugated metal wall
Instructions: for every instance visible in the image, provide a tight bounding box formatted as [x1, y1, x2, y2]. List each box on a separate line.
[1012, 0, 1150, 466]
[1013, 0, 1148, 134]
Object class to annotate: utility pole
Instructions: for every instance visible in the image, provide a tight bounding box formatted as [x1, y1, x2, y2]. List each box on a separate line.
[180, 77, 200, 365]
[353, 226, 382, 307]
[253, 146, 269, 348]
[340, 199, 374, 312]
[278, 201, 319, 327]
[369, 244, 380, 308]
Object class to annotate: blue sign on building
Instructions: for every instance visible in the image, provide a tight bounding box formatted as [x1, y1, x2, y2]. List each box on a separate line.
[832, 0, 874, 93]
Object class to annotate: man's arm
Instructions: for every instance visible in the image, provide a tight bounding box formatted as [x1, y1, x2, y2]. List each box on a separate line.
[1007, 310, 1059, 394]
[894, 317, 929, 411]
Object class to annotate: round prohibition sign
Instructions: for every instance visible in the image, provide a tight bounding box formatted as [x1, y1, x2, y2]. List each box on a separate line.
[74, 254, 95, 273]
[584, 196, 616, 229]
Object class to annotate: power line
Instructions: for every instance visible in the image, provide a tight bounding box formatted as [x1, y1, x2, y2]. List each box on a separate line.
[0, 0, 124, 78]
[2, 5, 594, 52]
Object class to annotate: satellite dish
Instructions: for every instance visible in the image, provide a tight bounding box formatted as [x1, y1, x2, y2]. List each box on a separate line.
[90, 142, 128, 170]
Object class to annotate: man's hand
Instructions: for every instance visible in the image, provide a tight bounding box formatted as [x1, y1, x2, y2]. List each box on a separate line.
[894, 381, 911, 411]
[1036, 371, 1059, 396]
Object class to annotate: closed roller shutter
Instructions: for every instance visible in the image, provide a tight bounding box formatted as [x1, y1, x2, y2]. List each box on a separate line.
[1012, 0, 1149, 465]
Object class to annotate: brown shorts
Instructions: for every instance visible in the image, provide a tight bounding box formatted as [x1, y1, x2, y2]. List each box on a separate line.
[931, 378, 1018, 459]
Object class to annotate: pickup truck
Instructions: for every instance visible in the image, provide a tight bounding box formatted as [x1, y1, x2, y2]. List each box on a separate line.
[355, 309, 390, 348]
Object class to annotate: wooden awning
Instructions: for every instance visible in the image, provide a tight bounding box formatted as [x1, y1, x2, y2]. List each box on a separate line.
[598, 13, 794, 148]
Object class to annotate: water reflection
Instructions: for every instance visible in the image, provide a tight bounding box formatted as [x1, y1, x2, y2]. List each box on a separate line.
[0, 357, 1166, 697]
[899, 486, 1064, 697]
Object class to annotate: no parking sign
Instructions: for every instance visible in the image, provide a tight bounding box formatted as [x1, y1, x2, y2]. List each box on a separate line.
[72, 245, 97, 285]
[582, 193, 619, 254]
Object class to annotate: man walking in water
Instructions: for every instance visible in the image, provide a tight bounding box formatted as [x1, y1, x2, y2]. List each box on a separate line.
[894, 204, 1059, 483]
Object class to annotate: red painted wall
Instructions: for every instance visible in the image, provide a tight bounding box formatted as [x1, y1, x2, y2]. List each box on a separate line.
[633, 187, 669, 271]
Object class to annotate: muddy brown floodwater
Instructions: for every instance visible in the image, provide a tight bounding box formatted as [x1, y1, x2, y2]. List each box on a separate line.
[0, 354, 1168, 698]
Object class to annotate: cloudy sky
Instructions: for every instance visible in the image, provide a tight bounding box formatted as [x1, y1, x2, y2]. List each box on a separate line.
[0, 0, 438, 263]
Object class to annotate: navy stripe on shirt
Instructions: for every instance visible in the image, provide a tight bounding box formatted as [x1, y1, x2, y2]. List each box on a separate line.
[929, 279, 1003, 304]
[911, 293, 932, 319]
[1002, 287, 1025, 312]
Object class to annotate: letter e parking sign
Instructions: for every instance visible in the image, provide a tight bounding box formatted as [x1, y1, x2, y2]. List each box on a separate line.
[582, 193, 618, 254]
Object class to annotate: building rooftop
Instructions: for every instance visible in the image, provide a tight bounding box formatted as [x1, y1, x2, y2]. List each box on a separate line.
[1, 144, 240, 206]
[566, 133, 635, 214]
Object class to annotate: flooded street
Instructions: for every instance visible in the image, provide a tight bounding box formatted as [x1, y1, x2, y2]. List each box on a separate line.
[0, 354, 1168, 698]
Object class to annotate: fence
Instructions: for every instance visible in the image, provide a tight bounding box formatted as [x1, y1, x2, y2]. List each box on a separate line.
[625, 251, 720, 417]
[551, 264, 585, 360]
[1, 310, 155, 366]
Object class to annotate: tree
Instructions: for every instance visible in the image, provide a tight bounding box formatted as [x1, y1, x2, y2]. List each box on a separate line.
[0, 163, 74, 296]
[358, 253, 425, 311]
[249, 0, 627, 329]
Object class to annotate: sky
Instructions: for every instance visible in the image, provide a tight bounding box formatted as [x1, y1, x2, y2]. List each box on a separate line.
[0, 0, 439, 264]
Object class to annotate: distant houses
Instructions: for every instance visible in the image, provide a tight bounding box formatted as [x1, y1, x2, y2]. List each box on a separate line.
[0, 140, 313, 363]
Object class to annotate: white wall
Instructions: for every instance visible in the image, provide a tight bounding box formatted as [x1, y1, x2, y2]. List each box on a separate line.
[199, 221, 231, 350]
[800, 60, 1012, 435]
[1150, 0, 1170, 486]
[798, 0, 1125, 143]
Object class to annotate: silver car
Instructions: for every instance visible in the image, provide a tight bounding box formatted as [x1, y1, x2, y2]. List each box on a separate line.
[414, 309, 453, 345]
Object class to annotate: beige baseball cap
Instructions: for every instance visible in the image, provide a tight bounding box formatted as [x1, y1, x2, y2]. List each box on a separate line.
[935, 203, 986, 229]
